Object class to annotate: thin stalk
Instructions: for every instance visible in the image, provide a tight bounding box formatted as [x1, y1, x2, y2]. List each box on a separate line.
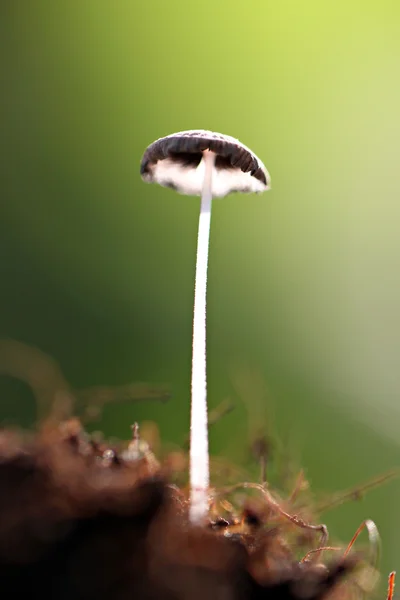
[189, 150, 215, 525]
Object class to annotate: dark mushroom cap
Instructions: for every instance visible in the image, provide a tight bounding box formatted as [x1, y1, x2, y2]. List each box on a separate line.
[140, 130, 270, 198]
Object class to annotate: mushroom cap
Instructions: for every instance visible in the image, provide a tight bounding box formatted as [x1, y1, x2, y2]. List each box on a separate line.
[140, 130, 270, 198]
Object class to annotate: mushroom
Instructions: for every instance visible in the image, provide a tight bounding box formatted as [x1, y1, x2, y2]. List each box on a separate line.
[140, 130, 271, 525]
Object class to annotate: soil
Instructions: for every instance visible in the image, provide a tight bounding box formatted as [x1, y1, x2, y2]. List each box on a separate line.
[0, 418, 364, 600]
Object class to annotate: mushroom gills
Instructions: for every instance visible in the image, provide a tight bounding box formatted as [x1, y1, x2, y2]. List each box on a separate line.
[147, 154, 266, 198]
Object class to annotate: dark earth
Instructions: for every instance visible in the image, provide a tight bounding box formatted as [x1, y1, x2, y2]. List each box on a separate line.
[0, 417, 367, 600]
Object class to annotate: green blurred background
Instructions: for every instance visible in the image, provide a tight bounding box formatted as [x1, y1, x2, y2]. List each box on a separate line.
[1, 0, 400, 588]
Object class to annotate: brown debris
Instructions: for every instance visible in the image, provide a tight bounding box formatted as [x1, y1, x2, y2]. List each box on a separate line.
[0, 419, 368, 600]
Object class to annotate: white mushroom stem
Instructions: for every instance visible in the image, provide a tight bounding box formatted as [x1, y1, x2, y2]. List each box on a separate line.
[189, 149, 215, 525]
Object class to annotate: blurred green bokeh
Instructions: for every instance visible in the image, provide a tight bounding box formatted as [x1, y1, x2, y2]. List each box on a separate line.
[1, 0, 400, 587]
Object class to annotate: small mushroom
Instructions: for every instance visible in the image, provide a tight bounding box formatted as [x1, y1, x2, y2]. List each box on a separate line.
[140, 130, 271, 525]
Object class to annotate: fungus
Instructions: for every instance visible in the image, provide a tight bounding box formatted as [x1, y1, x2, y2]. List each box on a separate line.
[140, 130, 270, 524]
